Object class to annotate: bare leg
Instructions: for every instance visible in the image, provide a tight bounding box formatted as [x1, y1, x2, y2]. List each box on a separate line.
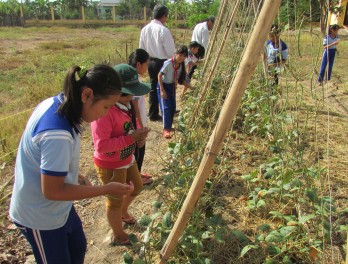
[121, 195, 136, 219]
[107, 207, 128, 243]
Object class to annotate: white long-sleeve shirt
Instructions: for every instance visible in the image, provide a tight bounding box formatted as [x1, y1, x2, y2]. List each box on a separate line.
[139, 19, 175, 60]
[191, 21, 209, 49]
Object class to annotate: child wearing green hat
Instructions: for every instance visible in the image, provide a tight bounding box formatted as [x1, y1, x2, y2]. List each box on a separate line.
[91, 64, 150, 246]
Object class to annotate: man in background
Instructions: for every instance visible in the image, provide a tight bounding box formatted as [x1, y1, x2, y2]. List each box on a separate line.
[188, 16, 215, 80]
[139, 4, 175, 121]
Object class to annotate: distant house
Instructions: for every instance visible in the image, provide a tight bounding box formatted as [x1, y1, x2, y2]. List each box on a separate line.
[97, 0, 124, 19]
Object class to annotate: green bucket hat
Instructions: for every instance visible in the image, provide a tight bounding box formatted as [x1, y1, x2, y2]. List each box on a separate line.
[113, 64, 150, 96]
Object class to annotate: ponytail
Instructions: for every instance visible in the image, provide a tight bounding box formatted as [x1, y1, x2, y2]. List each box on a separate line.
[59, 66, 83, 133]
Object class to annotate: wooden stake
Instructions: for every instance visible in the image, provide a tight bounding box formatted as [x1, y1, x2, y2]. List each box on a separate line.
[159, 0, 281, 263]
[201, 0, 228, 75]
[346, 234, 348, 264]
[191, 0, 241, 126]
[252, 0, 268, 78]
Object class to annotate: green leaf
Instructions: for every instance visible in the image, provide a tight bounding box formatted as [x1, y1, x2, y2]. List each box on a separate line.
[214, 228, 226, 243]
[241, 174, 253, 181]
[264, 167, 275, 178]
[257, 224, 271, 232]
[279, 226, 297, 237]
[339, 225, 348, 232]
[138, 215, 152, 227]
[152, 201, 162, 209]
[122, 252, 133, 264]
[269, 211, 284, 219]
[133, 259, 146, 264]
[250, 125, 259, 133]
[203, 258, 212, 264]
[255, 234, 265, 242]
[306, 188, 318, 203]
[128, 233, 138, 244]
[283, 215, 295, 222]
[257, 199, 266, 208]
[202, 231, 212, 240]
[283, 255, 293, 264]
[240, 245, 258, 257]
[299, 214, 315, 224]
[162, 212, 172, 229]
[231, 230, 250, 243]
[266, 245, 281, 255]
[265, 230, 284, 243]
[214, 156, 221, 164]
[264, 259, 277, 264]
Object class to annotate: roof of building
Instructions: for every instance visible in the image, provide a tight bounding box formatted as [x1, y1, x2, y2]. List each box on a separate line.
[99, 0, 124, 6]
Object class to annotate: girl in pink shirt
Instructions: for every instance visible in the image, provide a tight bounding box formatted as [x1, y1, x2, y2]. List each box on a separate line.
[91, 64, 150, 245]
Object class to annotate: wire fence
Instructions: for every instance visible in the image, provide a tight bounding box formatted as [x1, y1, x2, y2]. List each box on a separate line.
[1, 4, 187, 27]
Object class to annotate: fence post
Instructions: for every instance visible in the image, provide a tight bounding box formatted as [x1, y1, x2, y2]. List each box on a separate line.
[112, 6, 116, 24]
[50, 6, 55, 24]
[19, 4, 25, 26]
[81, 6, 86, 24]
[143, 7, 147, 23]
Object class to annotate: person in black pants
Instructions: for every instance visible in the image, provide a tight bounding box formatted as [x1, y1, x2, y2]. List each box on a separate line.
[148, 58, 166, 121]
[139, 4, 176, 121]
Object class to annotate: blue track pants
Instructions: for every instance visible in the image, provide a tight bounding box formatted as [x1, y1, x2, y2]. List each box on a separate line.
[318, 49, 336, 82]
[157, 83, 176, 130]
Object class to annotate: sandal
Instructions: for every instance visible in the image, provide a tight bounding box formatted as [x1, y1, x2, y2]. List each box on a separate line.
[163, 130, 172, 139]
[109, 238, 132, 247]
[141, 173, 152, 179]
[122, 216, 136, 225]
[141, 175, 153, 185]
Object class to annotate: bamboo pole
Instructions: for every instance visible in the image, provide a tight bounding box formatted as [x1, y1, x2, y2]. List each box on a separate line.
[201, 0, 229, 76]
[159, 0, 281, 263]
[190, 0, 241, 126]
[174, 9, 176, 26]
[144, 7, 147, 23]
[252, 0, 268, 78]
[346, 234, 348, 264]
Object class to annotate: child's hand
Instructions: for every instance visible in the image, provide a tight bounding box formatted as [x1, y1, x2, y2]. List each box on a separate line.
[78, 174, 93, 186]
[131, 127, 150, 142]
[160, 89, 168, 99]
[106, 181, 134, 196]
[137, 140, 145, 148]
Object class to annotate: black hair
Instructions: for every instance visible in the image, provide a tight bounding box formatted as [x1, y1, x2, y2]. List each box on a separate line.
[329, 24, 339, 33]
[176, 45, 189, 57]
[207, 16, 215, 23]
[175, 45, 188, 85]
[189, 41, 200, 49]
[128, 48, 150, 68]
[270, 24, 281, 35]
[59, 64, 122, 133]
[153, 4, 169, 20]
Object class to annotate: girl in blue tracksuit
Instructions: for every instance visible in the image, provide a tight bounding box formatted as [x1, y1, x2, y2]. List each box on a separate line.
[318, 24, 340, 83]
[157, 45, 189, 139]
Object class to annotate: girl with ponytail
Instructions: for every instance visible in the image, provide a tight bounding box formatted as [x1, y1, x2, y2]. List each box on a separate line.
[9, 64, 134, 264]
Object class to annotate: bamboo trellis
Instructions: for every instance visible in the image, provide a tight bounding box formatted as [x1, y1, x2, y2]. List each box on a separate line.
[159, 0, 282, 262]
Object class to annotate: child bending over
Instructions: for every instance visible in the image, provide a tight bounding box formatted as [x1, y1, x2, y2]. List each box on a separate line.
[157, 45, 189, 139]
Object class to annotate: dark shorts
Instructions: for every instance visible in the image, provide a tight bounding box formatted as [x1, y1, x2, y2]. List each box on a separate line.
[14, 206, 86, 264]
